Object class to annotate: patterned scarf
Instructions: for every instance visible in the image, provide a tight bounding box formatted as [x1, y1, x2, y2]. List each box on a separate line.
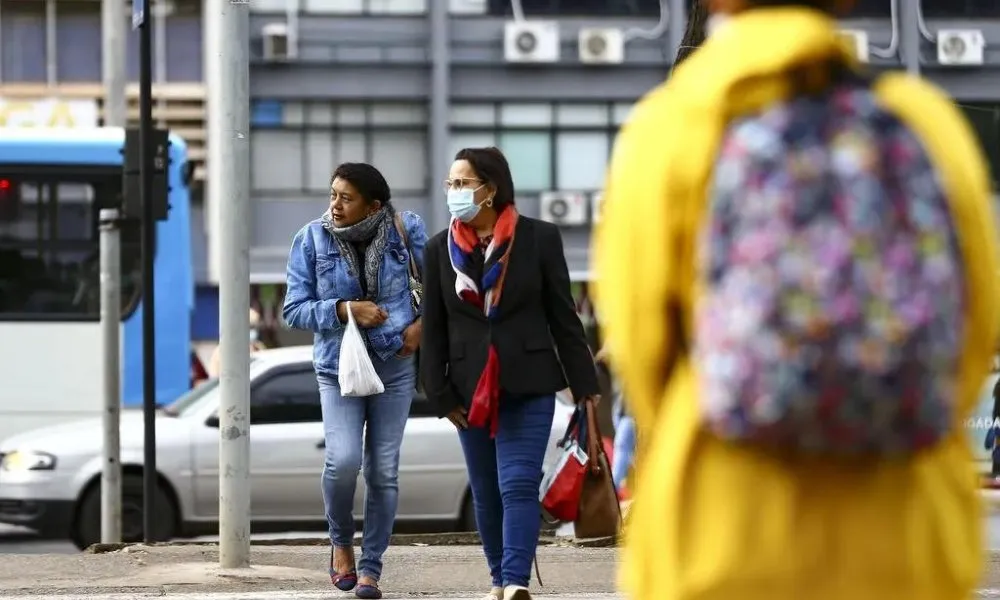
[448, 206, 519, 437]
[322, 206, 393, 300]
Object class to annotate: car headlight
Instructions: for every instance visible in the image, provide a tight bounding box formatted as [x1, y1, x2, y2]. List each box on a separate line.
[0, 450, 56, 472]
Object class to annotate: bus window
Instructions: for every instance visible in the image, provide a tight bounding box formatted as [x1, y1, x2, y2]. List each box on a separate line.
[0, 177, 141, 320]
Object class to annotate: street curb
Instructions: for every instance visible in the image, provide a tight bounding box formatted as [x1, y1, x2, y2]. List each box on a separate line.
[84, 532, 619, 554]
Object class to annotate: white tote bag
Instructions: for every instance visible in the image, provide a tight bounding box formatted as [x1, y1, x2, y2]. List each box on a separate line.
[337, 302, 385, 397]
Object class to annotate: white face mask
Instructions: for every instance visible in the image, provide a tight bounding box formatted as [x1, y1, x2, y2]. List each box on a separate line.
[706, 13, 732, 38]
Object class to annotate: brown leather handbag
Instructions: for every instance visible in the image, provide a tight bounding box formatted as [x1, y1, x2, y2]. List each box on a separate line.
[573, 398, 622, 539]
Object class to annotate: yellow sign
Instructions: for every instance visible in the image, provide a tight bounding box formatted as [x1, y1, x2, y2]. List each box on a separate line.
[0, 98, 99, 128]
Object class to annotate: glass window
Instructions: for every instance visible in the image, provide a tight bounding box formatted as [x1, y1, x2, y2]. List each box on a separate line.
[368, 0, 428, 14]
[921, 0, 1000, 17]
[336, 131, 368, 163]
[305, 131, 336, 192]
[500, 103, 553, 127]
[449, 131, 496, 161]
[556, 104, 609, 127]
[556, 132, 609, 190]
[499, 131, 552, 191]
[450, 0, 487, 14]
[301, 0, 363, 13]
[283, 102, 305, 127]
[0, 176, 139, 319]
[251, 130, 303, 191]
[55, 1, 101, 83]
[371, 103, 427, 126]
[337, 104, 367, 127]
[958, 103, 999, 185]
[249, 0, 288, 10]
[1, 0, 47, 82]
[371, 130, 427, 192]
[612, 102, 633, 126]
[250, 369, 322, 425]
[306, 103, 335, 126]
[450, 104, 495, 127]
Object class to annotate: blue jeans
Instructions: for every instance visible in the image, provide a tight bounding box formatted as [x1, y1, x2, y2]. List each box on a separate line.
[612, 414, 636, 491]
[317, 354, 415, 581]
[459, 393, 555, 589]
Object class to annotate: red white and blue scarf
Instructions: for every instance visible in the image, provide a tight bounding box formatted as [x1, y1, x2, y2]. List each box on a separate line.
[447, 207, 519, 437]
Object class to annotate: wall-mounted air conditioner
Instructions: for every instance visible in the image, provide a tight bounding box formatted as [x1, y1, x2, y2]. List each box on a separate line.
[837, 29, 869, 63]
[504, 21, 560, 64]
[540, 191, 588, 226]
[937, 30, 985, 66]
[262, 22, 292, 61]
[590, 191, 603, 224]
[578, 28, 624, 65]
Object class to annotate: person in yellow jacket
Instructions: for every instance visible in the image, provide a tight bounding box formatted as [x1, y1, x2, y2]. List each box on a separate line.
[593, 1, 1000, 600]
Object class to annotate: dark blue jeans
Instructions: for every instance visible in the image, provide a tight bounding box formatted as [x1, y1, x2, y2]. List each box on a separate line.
[459, 393, 555, 588]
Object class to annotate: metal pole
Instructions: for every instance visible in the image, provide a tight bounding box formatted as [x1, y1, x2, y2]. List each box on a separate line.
[428, 0, 450, 231]
[138, 0, 158, 544]
[99, 208, 122, 544]
[898, 0, 922, 75]
[216, 0, 252, 570]
[101, 0, 126, 126]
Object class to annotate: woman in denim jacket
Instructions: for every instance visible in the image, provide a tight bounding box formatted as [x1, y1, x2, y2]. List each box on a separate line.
[283, 162, 427, 600]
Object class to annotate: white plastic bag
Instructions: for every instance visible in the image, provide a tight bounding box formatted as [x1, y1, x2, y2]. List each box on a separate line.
[337, 302, 385, 397]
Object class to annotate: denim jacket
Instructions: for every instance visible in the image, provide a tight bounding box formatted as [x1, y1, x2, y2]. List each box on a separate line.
[282, 210, 427, 376]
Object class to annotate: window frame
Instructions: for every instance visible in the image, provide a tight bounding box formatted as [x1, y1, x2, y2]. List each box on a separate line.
[0, 164, 144, 323]
[250, 100, 429, 196]
[450, 101, 620, 193]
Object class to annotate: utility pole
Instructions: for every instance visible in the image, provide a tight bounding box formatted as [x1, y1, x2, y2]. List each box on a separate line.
[99, 208, 122, 544]
[212, 0, 252, 569]
[102, 0, 126, 126]
[134, 0, 158, 544]
[100, 0, 126, 545]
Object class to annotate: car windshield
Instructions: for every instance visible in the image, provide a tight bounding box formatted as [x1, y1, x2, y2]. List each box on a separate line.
[161, 377, 220, 417]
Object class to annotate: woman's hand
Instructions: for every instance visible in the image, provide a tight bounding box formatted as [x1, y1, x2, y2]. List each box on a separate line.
[397, 319, 422, 357]
[338, 301, 388, 328]
[580, 394, 601, 407]
[446, 406, 469, 430]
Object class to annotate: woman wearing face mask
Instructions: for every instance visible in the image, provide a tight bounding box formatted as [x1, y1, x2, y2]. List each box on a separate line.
[420, 147, 600, 600]
[283, 162, 427, 600]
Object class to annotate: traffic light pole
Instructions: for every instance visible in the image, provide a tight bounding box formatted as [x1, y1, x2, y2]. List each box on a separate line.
[136, 0, 158, 544]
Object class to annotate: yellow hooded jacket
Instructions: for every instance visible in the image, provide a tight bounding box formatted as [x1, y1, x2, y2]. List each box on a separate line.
[594, 7, 1000, 600]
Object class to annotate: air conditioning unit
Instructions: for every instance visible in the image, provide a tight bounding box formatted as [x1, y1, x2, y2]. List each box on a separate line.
[262, 22, 291, 61]
[590, 191, 603, 224]
[838, 29, 869, 63]
[540, 191, 588, 226]
[937, 30, 985, 66]
[504, 21, 560, 64]
[578, 28, 624, 65]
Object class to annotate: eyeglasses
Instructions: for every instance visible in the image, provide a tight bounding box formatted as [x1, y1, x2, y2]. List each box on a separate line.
[443, 178, 484, 193]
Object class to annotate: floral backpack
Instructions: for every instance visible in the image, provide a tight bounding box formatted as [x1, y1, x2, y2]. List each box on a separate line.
[693, 65, 965, 456]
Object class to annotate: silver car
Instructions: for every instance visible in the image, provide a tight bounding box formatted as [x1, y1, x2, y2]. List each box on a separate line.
[0, 346, 575, 549]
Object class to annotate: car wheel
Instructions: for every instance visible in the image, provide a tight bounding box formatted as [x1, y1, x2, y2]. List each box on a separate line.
[71, 473, 177, 551]
[459, 490, 477, 532]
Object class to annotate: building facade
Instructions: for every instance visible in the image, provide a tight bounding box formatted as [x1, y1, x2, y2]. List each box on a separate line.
[0, 0, 998, 336]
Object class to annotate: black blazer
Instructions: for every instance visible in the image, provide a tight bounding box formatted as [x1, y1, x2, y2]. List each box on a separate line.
[420, 216, 600, 418]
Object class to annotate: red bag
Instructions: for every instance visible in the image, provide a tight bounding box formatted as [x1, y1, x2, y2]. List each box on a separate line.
[539, 407, 589, 522]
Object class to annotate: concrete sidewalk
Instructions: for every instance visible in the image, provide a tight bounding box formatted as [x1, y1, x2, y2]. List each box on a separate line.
[0, 544, 618, 597]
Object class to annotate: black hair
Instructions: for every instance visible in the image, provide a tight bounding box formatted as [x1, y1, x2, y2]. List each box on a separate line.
[453, 147, 516, 212]
[331, 162, 392, 205]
